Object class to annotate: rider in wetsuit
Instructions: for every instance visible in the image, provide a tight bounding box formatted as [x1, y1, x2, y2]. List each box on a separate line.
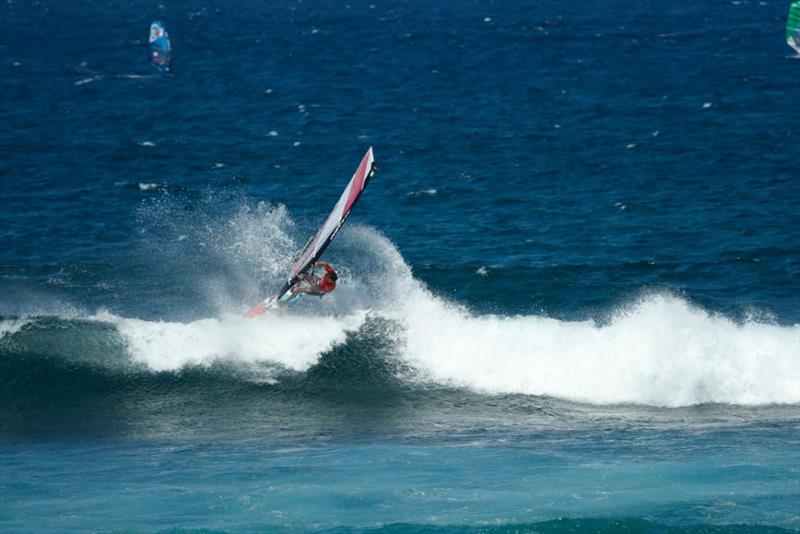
[290, 260, 338, 297]
[243, 261, 338, 318]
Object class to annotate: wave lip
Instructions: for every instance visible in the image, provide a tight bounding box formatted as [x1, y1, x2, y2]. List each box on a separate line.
[2, 221, 797, 410]
[394, 293, 800, 408]
[345, 223, 800, 408]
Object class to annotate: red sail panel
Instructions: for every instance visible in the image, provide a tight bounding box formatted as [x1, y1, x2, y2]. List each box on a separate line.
[288, 147, 375, 281]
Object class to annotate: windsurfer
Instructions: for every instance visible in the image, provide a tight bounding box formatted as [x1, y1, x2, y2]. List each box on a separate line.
[243, 261, 338, 317]
[290, 261, 338, 297]
[243, 147, 373, 318]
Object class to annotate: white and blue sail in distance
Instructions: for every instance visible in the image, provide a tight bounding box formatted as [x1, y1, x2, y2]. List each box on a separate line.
[149, 21, 172, 73]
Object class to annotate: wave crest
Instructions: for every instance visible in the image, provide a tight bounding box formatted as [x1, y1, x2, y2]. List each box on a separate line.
[391, 292, 799, 407]
[2, 224, 797, 409]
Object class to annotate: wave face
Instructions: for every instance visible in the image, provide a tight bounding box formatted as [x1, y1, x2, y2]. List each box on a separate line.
[2, 226, 798, 414]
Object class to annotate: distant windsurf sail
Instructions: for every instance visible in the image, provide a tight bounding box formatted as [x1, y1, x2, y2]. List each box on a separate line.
[149, 21, 172, 73]
[788, 2, 800, 54]
[275, 147, 376, 300]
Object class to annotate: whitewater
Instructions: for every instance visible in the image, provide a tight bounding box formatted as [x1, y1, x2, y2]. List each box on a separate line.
[4, 218, 797, 409]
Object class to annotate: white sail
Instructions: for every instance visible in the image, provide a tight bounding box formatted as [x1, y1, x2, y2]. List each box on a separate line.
[278, 147, 375, 299]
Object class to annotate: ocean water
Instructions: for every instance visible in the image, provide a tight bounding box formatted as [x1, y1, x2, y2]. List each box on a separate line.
[1, 0, 799, 532]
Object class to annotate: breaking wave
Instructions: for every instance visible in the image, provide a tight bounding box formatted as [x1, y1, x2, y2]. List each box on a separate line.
[1, 205, 798, 409]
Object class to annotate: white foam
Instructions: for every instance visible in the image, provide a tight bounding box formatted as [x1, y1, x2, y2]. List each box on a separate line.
[387, 289, 799, 407]
[139, 182, 159, 191]
[93, 310, 367, 373]
[347, 229, 800, 407]
[74, 209, 800, 408]
[407, 188, 437, 197]
[0, 318, 30, 339]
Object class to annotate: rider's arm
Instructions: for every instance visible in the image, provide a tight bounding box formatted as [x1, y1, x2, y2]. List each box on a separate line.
[315, 260, 335, 275]
[293, 274, 315, 291]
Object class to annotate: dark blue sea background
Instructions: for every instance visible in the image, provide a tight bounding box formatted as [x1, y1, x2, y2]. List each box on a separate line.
[1, 0, 799, 532]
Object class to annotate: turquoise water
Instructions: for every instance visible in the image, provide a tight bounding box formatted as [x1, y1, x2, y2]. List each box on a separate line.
[1, 0, 798, 531]
[4, 436, 798, 531]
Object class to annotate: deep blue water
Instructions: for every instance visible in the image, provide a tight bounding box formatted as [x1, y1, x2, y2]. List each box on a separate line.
[1, 0, 799, 532]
